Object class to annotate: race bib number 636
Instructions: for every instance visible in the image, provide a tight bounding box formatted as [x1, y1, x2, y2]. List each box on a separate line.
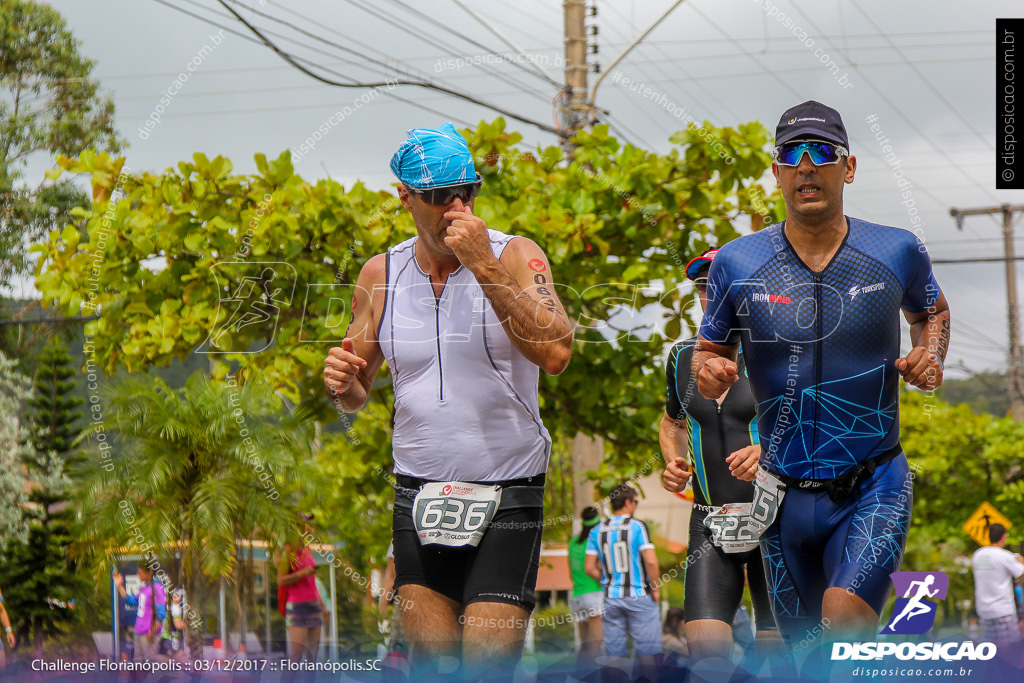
[413, 482, 502, 548]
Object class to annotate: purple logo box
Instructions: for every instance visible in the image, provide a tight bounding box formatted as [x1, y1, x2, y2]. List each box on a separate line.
[882, 571, 949, 635]
[891, 571, 949, 600]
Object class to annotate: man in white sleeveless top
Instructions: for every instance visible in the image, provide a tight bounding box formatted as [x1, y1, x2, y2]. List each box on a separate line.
[323, 123, 572, 675]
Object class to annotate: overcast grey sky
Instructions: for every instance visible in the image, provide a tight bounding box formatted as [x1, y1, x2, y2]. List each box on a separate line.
[21, 0, 1024, 379]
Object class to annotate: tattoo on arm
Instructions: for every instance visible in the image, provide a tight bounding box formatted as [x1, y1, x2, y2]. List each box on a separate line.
[936, 316, 950, 359]
[532, 271, 560, 316]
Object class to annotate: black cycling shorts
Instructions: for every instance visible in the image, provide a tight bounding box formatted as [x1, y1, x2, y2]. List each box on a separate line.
[685, 507, 776, 630]
[392, 475, 544, 611]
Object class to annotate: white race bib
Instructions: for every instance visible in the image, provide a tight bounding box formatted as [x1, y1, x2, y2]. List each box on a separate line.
[413, 482, 502, 548]
[746, 468, 787, 537]
[704, 503, 760, 553]
[704, 468, 787, 553]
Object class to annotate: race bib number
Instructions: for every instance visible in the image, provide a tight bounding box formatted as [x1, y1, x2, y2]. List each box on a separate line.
[746, 468, 787, 537]
[705, 469, 787, 553]
[413, 482, 502, 548]
[704, 503, 760, 553]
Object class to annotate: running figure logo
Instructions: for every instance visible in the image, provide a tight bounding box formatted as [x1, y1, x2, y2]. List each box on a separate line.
[198, 262, 296, 354]
[883, 571, 949, 634]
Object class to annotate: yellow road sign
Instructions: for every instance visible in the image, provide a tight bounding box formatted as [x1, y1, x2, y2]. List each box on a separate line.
[963, 502, 1012, 546]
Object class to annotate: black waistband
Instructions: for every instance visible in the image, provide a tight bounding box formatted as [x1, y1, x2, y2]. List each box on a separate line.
[393, 473, 546, 510]
[768, 444, 902, 504]
[394, 473, 545, 490]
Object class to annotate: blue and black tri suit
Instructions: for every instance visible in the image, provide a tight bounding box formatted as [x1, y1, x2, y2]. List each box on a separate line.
[698, 218, 941, 640]
[665, 341, 775, 630]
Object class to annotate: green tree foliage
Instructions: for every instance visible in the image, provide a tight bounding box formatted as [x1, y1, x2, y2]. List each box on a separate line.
[940, 370, 1012, 417]
[0, 452, 78, 656]
[0, 351, 31, 542]
[26, 337, 84, 463]
[901, 389, 1024, 625]
[73, 370, 314, 655]
[0, 0, 122, 290]
[33, 119, 783, 583]
[0, 337, 86, 655]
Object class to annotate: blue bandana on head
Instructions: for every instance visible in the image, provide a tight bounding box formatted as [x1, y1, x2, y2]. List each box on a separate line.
[389, 122, 480, 190]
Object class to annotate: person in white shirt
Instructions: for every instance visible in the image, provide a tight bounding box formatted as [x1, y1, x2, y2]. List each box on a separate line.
[971, 523, 1024, 644]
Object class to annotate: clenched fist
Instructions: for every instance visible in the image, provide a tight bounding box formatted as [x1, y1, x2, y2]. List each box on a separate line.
[697, 356, 739, 399]
[661, 457, 692, 493]
[895, 346, 943, 391]
[324, 338, 366, 395]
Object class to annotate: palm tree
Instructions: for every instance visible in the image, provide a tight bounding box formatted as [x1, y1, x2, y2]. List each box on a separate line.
[75, 370, 314, 657]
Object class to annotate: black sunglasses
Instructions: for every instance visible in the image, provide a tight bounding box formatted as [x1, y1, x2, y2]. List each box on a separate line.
[694, 277, 709, 291]
[405, 181, 482, 206]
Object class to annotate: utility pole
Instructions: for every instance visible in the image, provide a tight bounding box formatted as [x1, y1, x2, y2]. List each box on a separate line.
[561, 0, 592, 155]
[563, 1, 602, 513]
[950, 203, 1024, 419]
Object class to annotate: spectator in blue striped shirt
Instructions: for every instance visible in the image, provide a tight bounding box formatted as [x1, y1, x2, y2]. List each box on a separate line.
[585, 483, 662, 678]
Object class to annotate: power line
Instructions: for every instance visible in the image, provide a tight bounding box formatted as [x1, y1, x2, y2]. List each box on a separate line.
[602, 1, 747, 125]
[641, 30, 992, 45]
[849, 1, 992, 152]
[585, 8, 701, 149]
[948, 204, 1024, 418]
[264, 0, 441, 81]
[678, 0, 1000, 238]
[784, 6, 1001, 210]
[236, 0, 557, 107]
[593, 112, 648, 149]
[954, 319, 1013, 348]
[209, 0, 561, 135]
[598, 54, 989, 73]
[148, 0, 472, 126]
[225, 1, 540, 133]
[336, 0, 555, 106]
[387, 0, 562, 89]
[590, 0, 687, 106]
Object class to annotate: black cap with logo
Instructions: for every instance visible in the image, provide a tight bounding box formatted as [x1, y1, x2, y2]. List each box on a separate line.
[775, 100, 849, 149]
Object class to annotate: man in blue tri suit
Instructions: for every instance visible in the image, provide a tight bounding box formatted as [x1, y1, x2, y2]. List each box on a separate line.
[661, 247, 779, 661]
[585, 483, 661, 679]
[692, 101, 951, 645]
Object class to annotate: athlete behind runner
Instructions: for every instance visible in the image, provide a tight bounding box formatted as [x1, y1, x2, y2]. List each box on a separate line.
[585, 484, 661, 682]
[322, 123, 573, 676]
[660, 247, 780, 661]
[693, 101, 950, 646]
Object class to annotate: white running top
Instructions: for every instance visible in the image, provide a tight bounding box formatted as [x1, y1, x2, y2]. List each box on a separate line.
[378, 229, 551, 482]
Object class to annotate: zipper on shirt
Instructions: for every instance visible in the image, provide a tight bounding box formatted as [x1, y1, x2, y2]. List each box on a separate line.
[812, 271, 823, 479]
[716, 399, 725, 507]
[431, 269, 459, 405]
[434, 298, 445, 403]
